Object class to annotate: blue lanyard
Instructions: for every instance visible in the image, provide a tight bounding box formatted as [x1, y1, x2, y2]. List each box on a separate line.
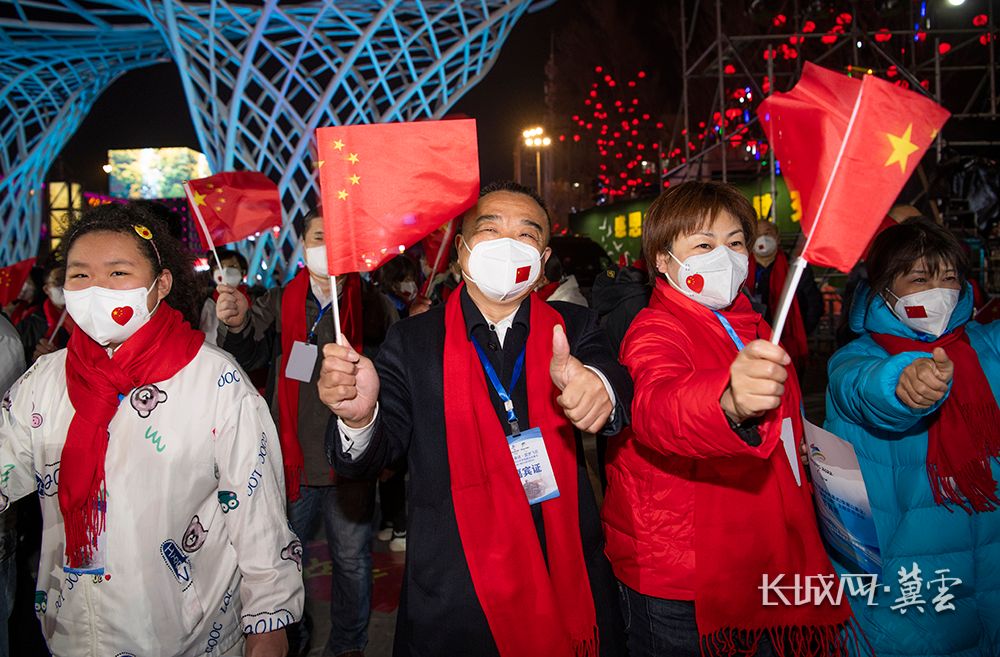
[712, 311, 745, 351]
[307, 303, 332, 343]
[471, 337, 527, 436]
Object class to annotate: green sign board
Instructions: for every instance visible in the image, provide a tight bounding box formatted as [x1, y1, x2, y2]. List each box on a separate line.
[569, 176, 805, 262]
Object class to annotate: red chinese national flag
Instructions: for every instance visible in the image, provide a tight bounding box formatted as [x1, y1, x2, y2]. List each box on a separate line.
[185, 171, 283, 250]
[0, 258, 36, 306]
[316, 120, 479, 275]
[758, 62, 949, 272]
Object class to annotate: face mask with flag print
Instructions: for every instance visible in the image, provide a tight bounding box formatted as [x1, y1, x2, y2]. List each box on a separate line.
[64, 281, 160, 346]
[887, 286, 959, 338]
[462, 236, 542, 302]
[666, 245, 749, 310]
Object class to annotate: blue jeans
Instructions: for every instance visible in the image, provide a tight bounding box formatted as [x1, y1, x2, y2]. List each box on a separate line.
[288, 481, 375, 656]
[617, 581, 776, 657]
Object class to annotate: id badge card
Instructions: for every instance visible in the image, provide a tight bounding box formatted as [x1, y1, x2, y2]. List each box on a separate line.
[285, 340, 318, 383]
[507, 427, 560, 505]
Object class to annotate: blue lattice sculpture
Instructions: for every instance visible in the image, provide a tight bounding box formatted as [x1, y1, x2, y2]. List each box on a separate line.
[0, 0, 548, 282]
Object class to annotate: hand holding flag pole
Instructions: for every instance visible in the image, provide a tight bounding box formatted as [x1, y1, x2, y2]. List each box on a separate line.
[757, 62, 950, 346]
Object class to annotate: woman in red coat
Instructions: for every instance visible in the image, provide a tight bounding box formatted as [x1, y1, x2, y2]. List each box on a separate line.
[603, 181, 861, 657]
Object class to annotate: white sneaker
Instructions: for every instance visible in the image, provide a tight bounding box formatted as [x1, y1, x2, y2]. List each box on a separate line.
[377, 526, 394, 542]
[389, 530, 407, 552]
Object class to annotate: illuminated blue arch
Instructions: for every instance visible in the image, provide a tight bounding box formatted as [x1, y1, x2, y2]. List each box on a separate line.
[0, 0, 550, 282]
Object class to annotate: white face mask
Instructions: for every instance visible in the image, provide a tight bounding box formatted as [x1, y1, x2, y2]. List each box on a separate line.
[64, 281, 159, 346]
[305, 245, 328, 277]
[462, 237, 542, 302]
[887, 287, 960, 338]
[214, 267, 244, 287]
[47, 286, 65, 307]
[665, 246, 749, 310]
[754, 235, 778, 258]
[398, 280, 418, 301]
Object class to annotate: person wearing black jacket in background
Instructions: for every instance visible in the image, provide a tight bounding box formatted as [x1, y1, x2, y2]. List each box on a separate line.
[318, 181, 630, 657]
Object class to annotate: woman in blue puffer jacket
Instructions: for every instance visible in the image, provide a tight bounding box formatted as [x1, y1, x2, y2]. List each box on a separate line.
[825, 217, 1000, 657]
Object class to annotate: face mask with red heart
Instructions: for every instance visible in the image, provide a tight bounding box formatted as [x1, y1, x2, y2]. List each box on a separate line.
[665, 245, 749, 310]
[64, 280, 160, 346]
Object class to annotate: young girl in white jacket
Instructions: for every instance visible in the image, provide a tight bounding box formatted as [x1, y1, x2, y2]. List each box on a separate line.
[0, 203, 303, 657]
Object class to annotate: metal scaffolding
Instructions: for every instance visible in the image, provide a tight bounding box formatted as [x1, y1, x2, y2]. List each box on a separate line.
[667, 0, 998, 213]
[0, 0, 548, 281]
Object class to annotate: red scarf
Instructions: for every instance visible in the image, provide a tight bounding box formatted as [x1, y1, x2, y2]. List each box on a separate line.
[278, 270, 363, 500]
[651, 283, 860, 656]
[9, 300, 40, 327]
[871, 327, 1000, 513]
[62, 304, 204, 568]
[43, 299, 75, 342]
[443, 286, 598, 657]
[537, 281, 561, 301]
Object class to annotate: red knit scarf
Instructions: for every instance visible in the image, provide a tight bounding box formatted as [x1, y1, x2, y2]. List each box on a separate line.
[652, 284, 861, 656]
[278, 270, 363, 500]
[43, 298, 74, 342]
[443, 286, 598, 657]
[871, 326, 1000, 513]
[62, 304, 203, 568]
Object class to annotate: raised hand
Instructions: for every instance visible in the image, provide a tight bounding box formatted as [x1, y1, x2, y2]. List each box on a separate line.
[896, 347, 953, 409]
[549, 325, 613, 434]
[215, 284, 249, 330]
[720, 339, 790, 425]
[317, 336, 380, 427]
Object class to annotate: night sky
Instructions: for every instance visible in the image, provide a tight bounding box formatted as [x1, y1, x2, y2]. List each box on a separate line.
[57, 1, 578, 199]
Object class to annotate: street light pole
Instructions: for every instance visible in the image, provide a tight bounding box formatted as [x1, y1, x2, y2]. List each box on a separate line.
[521, 126, 550, 197]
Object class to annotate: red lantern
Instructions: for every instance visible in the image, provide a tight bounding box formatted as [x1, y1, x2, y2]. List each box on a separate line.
[981, 33, 994, 46]
[973, 14, 988, 27]
[773, 14, 787, 27]
[886, 65, 898, 78]
[802, 20, 816, 33]
[821, 33, 837, 45]
[836, 12, 852, 25]
[875, 28, 892, 43]
[724, 64, 736, 74]
[938, 42, 951, 55]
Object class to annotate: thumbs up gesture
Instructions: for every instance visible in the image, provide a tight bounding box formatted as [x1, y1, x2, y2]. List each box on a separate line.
[550, 325, 614, 434]
[896, 347, 954, 409]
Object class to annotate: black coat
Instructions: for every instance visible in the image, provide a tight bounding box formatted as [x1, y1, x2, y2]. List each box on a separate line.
[328, 289, 631, 657]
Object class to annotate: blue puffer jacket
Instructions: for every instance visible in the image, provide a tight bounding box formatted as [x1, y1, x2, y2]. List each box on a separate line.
[825, 283, 1000, 657]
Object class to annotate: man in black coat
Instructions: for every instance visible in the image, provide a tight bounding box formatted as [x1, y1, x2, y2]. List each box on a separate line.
[318, 181, 631, 657]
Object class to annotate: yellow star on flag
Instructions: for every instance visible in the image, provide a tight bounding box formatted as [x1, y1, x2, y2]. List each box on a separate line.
[192, 190, 207, 206]
[347, 152, 359, 164]
[333, 140, 345, 151]
[314, 160, 325, 169]
[884, 123, 920, 174]
[349, 174, 361, 185]
[338, 189, 349, 200]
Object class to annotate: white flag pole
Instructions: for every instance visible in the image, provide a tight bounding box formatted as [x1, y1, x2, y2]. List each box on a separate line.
[328, 274, 343, 344]
[51, 309, 68, 337]
[421, 219, 457, 297]
[183, 181, 224, 276]
[769, 74, 868, 346]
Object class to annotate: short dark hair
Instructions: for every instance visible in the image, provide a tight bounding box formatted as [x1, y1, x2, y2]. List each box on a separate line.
[300, 208, 323, 235]
[376, 254, 419, 288]
[215, 248, 248, 273]
[867, 216, 969, 299]
[60, 202, 201, 327]
[642, 181, 757, 281]
[478, 180, 550, 230]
